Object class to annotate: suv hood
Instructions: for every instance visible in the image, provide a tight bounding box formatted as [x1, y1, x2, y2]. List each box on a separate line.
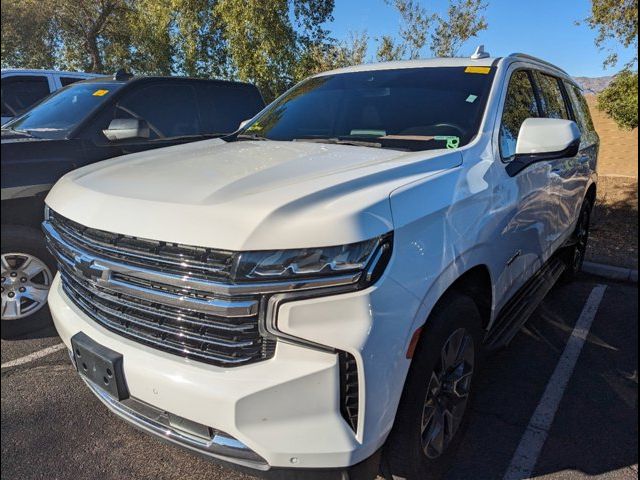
[46, 138, 462, 250]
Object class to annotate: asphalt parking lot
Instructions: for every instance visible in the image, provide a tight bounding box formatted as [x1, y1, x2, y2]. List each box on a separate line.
[1, 274, 637, 480]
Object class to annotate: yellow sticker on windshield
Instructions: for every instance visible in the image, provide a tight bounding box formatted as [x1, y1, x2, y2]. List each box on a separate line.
[465, 66, 491, 74]
[92, 89, 109, 96]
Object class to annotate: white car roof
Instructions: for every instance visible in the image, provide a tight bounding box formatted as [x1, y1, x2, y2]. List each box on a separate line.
[315, 56, 496, 77]
[313, 53, 576, 86]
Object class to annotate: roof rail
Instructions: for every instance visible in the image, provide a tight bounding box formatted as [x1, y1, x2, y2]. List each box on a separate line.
[507, 53, 569, 75]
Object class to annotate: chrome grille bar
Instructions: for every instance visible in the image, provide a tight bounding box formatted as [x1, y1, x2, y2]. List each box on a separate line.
[44, 211, 274, 367]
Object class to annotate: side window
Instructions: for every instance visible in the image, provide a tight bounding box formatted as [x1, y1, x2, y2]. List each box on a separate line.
[114, 83, 200, 139]
[499, 70, 540, 160]
[564, 82, 597, 144]
[1, 75, 50, 117]
[60, 76, 85, 87]
[196, 83, 265, 134]
[534, 72, 569, 120]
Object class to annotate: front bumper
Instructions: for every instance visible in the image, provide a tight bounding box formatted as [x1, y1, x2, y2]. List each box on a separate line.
[49, 271, 420, 470]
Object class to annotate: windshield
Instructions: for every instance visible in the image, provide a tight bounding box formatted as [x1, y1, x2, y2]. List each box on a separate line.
[238, 66, 496, 151]
[5, 82, 123, 139]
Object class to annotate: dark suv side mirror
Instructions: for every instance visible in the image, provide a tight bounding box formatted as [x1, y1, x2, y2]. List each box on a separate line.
[102, 118, 150, 141]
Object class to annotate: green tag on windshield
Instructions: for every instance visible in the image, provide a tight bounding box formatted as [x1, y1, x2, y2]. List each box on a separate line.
[434, 136, 460, 149]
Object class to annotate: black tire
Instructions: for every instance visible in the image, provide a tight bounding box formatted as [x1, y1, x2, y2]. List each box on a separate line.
[561, 199, 592, 282]
[385, 292, 483, 480]
[1, 225, 57, 339]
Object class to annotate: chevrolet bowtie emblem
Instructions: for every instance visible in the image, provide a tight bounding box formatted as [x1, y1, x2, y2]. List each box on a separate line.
[73, 255, 109, 281]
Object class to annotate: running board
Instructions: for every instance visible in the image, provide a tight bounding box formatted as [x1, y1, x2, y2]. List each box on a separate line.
[485, 257, 566, 350]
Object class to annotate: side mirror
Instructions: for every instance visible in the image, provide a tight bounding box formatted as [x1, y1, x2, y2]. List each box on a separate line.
[102, 118, 150, 141]
[506, 118, 581, 176]
[238, 119, 251, 130]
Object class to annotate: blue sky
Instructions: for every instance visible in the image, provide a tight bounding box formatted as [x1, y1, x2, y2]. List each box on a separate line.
[326, 0, 637, 77]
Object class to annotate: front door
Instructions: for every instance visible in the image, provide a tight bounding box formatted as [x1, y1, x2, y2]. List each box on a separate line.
[492, 68, 555, 305]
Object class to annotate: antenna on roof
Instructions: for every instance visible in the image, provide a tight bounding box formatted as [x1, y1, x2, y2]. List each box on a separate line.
[470, 45, 490, 60]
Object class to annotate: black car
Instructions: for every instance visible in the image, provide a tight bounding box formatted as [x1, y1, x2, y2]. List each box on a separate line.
[1, 73, 264, 336]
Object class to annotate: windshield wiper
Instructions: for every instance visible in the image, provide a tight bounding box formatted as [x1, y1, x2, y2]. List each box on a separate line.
[235, 133, 269, 141]
[292, 137, 382, 148]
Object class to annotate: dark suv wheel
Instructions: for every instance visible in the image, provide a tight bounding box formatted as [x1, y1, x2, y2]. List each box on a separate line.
[385, 292, 483, 480]
[1, 225, 56, 338]
[561, 198, 593, 282]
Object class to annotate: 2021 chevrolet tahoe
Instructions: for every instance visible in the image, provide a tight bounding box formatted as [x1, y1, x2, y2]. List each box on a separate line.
[42, 49, 598, 480]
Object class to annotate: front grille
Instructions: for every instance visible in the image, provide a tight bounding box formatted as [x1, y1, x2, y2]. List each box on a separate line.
[44, 210, 275, 367]
[47, 211, 235, 282]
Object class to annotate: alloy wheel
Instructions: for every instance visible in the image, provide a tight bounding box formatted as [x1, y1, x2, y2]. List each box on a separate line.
[1, 253, 53, 320]
[420, 328, 475, 459]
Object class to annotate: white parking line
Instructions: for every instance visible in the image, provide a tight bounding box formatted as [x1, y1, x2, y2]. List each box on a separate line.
[503, 284, 608, 480]
[1, 343, 66, 370]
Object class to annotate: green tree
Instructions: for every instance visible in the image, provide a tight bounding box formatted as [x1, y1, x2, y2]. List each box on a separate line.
[585, 0, 638, 68]
[214, 0, 334, 101]
[387, 0, 435, 59]
[386, 0, 488, 59]
[293, 31, 368, 81]
[1, 0, 58, 69]
[376, 35, 405, 62]
[583, 0, 638, 129]
[430, 0, 488, 57]
[1, 0, 233, 77]
[597, 70, 638, 129]
[54, 0, 129, 73]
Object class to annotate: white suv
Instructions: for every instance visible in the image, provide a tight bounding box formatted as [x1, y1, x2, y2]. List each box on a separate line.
[42, 50, 598, 479]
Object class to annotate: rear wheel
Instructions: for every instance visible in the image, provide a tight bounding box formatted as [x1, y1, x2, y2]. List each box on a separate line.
[385, 292, 483, 480]
[1, 226, 56, 339]
[561, 199, 592, 282]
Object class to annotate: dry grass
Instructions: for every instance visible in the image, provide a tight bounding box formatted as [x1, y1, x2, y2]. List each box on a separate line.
[586, 95, 638, 177]
[583, 95, 638, 269]
[588, 176, 638, 269]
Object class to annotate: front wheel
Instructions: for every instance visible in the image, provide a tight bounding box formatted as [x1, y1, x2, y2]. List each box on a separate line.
[385, 292, 483, 480]
[1, 225, 56, 339]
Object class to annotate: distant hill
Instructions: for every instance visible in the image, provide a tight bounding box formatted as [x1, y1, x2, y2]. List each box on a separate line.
[573, 76, 614, 94]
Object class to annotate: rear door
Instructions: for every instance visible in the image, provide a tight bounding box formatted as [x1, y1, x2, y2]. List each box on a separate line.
[564, 80, 599, 187]
[531, 71, 587, 250]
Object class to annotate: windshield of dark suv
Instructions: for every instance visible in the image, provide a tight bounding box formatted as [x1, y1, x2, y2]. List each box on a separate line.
[236, 66, 496, 151]
[5, 82, 124, 139]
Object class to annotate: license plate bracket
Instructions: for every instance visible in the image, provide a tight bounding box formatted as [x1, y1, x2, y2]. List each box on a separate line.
[71, 332, 129, 401]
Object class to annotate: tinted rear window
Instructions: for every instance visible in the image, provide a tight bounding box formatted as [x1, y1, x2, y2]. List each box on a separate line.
[534, 72, 569, 119]
[60, 76, 87, 87]
[1, 75, 50, 117]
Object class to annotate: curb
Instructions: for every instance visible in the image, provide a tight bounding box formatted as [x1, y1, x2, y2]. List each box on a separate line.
[583, 261, 638, 283]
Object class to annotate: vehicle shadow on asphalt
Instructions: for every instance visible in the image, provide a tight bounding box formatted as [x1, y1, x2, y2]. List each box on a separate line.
[446, 278, 638, 480]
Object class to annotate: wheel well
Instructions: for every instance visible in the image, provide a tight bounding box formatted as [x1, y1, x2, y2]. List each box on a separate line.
[446, 266, 493, 331]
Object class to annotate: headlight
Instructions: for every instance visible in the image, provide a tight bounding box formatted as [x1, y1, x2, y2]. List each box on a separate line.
[231, 235, 392, 285]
